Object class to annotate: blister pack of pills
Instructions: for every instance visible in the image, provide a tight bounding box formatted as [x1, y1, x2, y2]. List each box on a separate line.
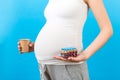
[60, 47, 78, 58]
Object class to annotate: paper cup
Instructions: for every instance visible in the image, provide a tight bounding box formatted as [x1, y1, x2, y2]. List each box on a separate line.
[19, 39, 30, 53]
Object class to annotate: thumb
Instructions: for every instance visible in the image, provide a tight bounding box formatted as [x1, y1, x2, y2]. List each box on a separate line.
[29, 42, 34, 47]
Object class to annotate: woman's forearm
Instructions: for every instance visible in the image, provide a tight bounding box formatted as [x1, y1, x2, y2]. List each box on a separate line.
[80, 0, 114, 59]
[81, 27, 113, 59]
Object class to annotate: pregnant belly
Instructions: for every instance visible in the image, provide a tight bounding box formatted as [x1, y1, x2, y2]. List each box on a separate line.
[34, 24, 83, 60]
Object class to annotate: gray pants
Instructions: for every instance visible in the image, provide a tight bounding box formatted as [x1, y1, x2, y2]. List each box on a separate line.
[39, 62, 90, 80]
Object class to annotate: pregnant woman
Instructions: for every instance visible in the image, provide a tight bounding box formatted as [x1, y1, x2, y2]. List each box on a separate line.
[18, 0, 113, 80]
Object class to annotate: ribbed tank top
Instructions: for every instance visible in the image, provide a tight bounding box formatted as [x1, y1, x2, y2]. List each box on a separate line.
[34, 0, 88, 65]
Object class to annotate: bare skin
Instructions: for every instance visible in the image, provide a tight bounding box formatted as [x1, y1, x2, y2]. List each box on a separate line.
[18, 0, 113, 62]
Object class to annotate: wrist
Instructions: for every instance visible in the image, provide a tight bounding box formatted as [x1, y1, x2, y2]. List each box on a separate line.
[79, 51, 89, 60]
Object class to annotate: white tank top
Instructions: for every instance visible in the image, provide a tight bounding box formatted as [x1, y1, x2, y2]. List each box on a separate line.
[34, 0, 88, 65]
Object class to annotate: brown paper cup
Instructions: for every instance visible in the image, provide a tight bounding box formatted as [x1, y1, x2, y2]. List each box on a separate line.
[19, 39, 30, 53]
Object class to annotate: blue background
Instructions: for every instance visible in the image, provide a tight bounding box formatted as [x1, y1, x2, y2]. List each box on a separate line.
[0, 0, 120, 80]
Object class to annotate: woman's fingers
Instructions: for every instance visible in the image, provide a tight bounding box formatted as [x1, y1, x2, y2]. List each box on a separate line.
[17, 42, 20, 45]
[18, 46, 21, 50]
[53, 56, 68, 61]
[53, 54, 86, 62]
[18, 45, 22, 51]
[67, 57, 81, 62]
[17, 41, 22, 53]
[18, 46, 22, 53]
[68, 54, 87, 62]
[53, 56, 80, 62]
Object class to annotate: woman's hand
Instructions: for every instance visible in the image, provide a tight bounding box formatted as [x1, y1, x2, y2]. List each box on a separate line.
[53, 53, 88, 62]
[17, 41, 34, 53]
